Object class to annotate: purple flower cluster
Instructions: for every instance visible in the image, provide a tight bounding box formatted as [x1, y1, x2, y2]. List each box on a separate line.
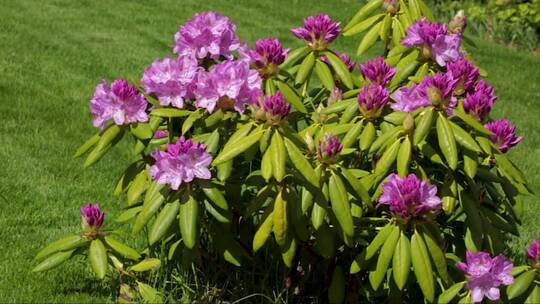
[154, 130, 169, 139]
[80, 203, 105, 230]
[358, 84, 390, 120]
[252, 92, 291, 124]
[463, 80, 497, 121]
[150, 137, 212, 190]
[141, 56, 199, 109]
[402, 18, 461, 66]
[485, 118, 523, 153]
[359, 57, 395, 86]
[447, 58, 480, 95]
[243, 38, 288, 72]
[321, 51, 355, 72]
[527, 239, 540, 262]
[317, 134, 343, 163]
[195, 60, 262, 113]
[379, 173, 441, 219]
[456, 251, 514, 303]
[291, 14, 341, 50]
[90, 79, 149, 129]
[391, 72, 457, 114]
[173, 11, 240, 60]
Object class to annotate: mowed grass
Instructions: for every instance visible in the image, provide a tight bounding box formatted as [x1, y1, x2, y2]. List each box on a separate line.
[0, 0, 538, 302]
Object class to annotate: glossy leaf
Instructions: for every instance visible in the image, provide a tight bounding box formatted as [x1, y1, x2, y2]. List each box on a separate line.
[344, 0, 383, 31]
[315, 59, 335, 90]
[397, 136, 411, 176]
[508, 269, 536, 299]
[271, 131, 287, 182]
[323, 51, 354, 89]
[357, 21, 382, 56]
[329, 172, 354, 237]
[89, 239, 108, 279]
[148, 201, 180, 245]
[276, 81, 307, 113]
[436, 113, 458, 170]
[130, 258, 161, 272]
[179, 195, 199, 249]
[295, 51, 315, 85]
[369, 224, 399, 290]
[104, 237, 141, 260]
[392, 230, 411, 290]
[273, 190, 288, 247]
[413, 108, 434, 145]
[32, 250, 74, 272]
[411, 229, 435, 302]
[213, 129, 264, 165]
[34, 235, 87, 262]
[438, 282, 465, 304]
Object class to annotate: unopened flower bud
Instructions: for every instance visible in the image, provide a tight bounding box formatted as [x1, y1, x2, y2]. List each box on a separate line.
[403, 113, 415, 135]
[383, 0, 400, 15]
[80, 203, 104, 231]
[328, 87, 343, 105]
[317, 134, 343, 164]
[449, 10, 467, 34]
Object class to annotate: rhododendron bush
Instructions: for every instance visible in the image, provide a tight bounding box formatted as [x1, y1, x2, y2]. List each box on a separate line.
[33, 1, 539, 303]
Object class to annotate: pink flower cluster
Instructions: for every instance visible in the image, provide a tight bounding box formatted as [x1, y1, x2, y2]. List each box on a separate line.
[402, 18, 462, 67]
[90, 79, 148, 129]
[252, 92, 291, 125]
[527, 239, 540, 262]
[358, 84, 389, 120]
[80, 203, 105, 230]
[457, 251, 514, 303]
[359, 57, 395, 87]
[317, 134, 343, 163]
[379, 173, 441, 220]
[485, 118, 523, 153]
[150, 137, 212, 190]
[243, 38, 288, 70]
[173, 11, 240, 60]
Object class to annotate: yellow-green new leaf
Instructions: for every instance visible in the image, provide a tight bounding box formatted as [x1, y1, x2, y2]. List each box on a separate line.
[284, 138, 318, 187]
[344, 0, 383, 31]
[130, 258, 161, 272]
[74, 133, 100, 158]
[413, 108, 434, 145]
[438, 282, 465, 304]
[137, 282, 163, 303]
[253, 208, 274, 252]
[422, 228, 450, 285]
[360, 122, 376, 151]
[323, 51, 354, 89]
[295, 51, 315, 85]
[411, 230, 435, 302]
[34, 235, 87, 262]
[393, 230, 411, 290]
[450, 121, 482, 153]
[273, 191, 288, 247]
[276, 81, 307, 113]
[344, 13, 385, 36]
[315, 59, 335, 90]
[397, 136, 411, 176]
[357, 22, 382, 56]
[375, 139, 401, 176]
[366, 223, 393, 260]
[104, 237, 141, 261]
[89, 239, 108, 279]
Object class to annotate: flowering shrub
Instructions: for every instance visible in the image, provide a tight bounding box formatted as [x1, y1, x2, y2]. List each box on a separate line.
[33, 1, 536, 302]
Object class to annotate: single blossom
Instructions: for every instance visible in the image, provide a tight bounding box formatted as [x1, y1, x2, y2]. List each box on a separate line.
[321, 51, 355, 72]
[141, 56, 199, 108]
[80, 203, 105, 230]
[402, 18, 461, 66]
[463, 80, 497, 121]
[358, 84, 389, 120]
[154, 130, 169, 139]
[359, 56, 396, 86]
[391, 83, 430, 113]
[243, 38, 288, 70]
[173, 11, 240, 60]
[194, 60, 262, 113]
[317, 134, 343, 163]
[90, 79, 148, 129]
[251, 92, 291, 125]
[527, 239, 540, 261]
[328, 87, 343, 105]
[447, 58, 480, 95]
[379, 173, 441, 219]
[456, 251, 514, 303]
[484, 118, 523, 153]
[291, 14, 341, 50]
[149, 137, 212, 190]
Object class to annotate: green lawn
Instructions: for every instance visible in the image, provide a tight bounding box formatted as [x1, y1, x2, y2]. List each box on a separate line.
[0, 0, 539, 302]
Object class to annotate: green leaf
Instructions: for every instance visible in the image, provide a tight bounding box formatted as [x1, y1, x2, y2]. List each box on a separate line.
[295, 51, 315, 85]
[150, 108, 190, 118]
[397, 136, 411, 176]
[393, 230, 411, 290]
[392, 18, 405, 47]
[132, 186, 166, 233]
[199, 181, 228, 210]
[204, 109, 224, 128]
[390, 60, 419, 89]
[375, 139, 401, 176]
[311, 203, 327, 230]
[148, 201, 180, 245]
[127, 169, 148, 206]
[179, 194, 199, 249]
[215, 229, 244, 267]
[321, 98, 356, 114]
[276, 81, 307, 113]
[204, 129, 220, 154]
[182, 110, 202, 135]
[314, 59, 335, 90]
[137, 282, 163, 303]
[130, 258, 161, 272]
[369, 126, 403, 153]
[280, 236, 297, 267]
[273, 190, 288, 247]
[436, 113, 458, 170]
[271, 131, 287, 182]
[328, 266, 346, 304]
[226, 123, 253, 147]
[360, 122, 376, 151]
[213, 129, 264, 165]
[508, 270, 536, 299]
[379, 13, 392, 42]
[409, 0, 421, 19]
[342, 122, 363, 149]
[413, 108, 434, 145]
[261, 144, 273, 182]
[495, 153, 527, 184]
[366, 223, 393, 260]
[438, 282, 465, 304]
[253, 207, 274, 252]
[217, 159, 233, 181]
[421, 228, 450, 285]
[94, 124, 122, 151]
[344, 0, 383, 31]
[104, 236, 141, 260]
[323, 51, 354, 89]
[525, 285, 540, 304]
[89, 239, 108, 279]
[369, 224, 399, 290]
[32, 250, 74, 272]
[344, 13, 385, 36]
[130, 123, 153, 140]
[411, 229, 435, 302]
[340, 169, 372, 206]
[463, 150, 478, 178]
[34, 235, 87, 262]
[449, 121, 482, 153]
[357, 21, 382, 56]
[280, 46, 309, 69]
[339, 102, 359, 124]
[74, 133, 100, 158]
[329, 173, 354, 238]
[284, 138, 318, 187]
[453, 106, 492, 135]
